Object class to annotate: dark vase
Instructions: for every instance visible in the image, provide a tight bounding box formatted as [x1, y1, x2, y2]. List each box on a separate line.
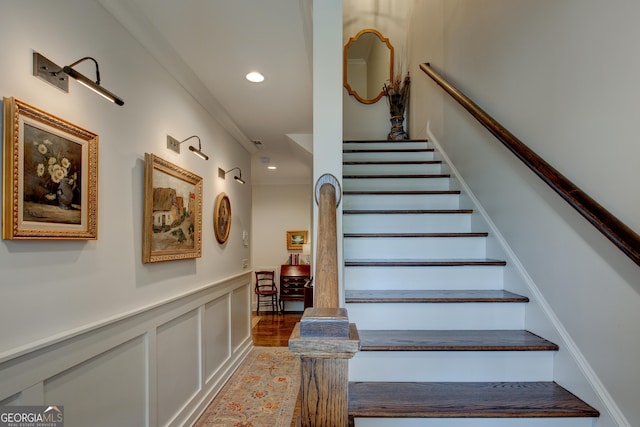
[57, 178, 74, 209]
[388, 115, 408, 141]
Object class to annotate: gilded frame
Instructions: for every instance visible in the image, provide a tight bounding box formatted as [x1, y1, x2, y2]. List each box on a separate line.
[286, 230, 308, 251]
[343, 28, 394, 104]
[213, 192, 231, 244]
[142, 153, 202, 263]
[2, 97, 98, 240]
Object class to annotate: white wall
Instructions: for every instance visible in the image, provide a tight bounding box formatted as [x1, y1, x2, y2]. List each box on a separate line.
[343, 0, 413, 140]
[0, 0, 252, 424]
[407, 0, 444, 140]
[410, 0, 640, 425]
[252, 183, 312, 311]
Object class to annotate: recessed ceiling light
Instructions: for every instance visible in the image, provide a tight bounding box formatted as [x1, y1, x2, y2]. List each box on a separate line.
[246, 72, 265, 83]
[267, 165, 277, 170]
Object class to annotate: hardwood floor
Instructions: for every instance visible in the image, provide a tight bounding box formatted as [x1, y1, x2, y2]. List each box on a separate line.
[251, 312, 302, 346]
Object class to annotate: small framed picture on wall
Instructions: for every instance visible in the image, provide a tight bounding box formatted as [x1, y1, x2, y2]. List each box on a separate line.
[286, 230, 308, 251]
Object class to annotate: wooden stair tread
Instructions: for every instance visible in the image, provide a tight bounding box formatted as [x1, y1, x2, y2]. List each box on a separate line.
[345, 259, 507, 267]
[357, 329, 558, 351]
[344, 173, 449, 179]
[348, 381, 600, 418]
[344, 232, 488, 238]
[343, 160, 442, 165]
[345, 289, 528, 303]
[343, 148, 434, 153]
[344, 139, 429, 143]
[344, 190, 460, 195]
[344, 209, 472, 214]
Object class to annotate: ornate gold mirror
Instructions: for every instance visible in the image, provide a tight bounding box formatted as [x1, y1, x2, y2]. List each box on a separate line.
[344, 28, 394, 104]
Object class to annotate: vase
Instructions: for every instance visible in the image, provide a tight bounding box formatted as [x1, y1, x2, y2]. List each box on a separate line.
[56, 178, 74, 209]
[388, 115, 408, 141]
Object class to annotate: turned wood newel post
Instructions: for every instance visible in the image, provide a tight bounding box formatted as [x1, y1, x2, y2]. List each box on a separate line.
[289, 175, 359, 427]
[315, 179, 339, 309]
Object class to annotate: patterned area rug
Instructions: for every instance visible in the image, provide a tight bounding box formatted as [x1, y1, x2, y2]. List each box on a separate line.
[194, 347, 300, 427]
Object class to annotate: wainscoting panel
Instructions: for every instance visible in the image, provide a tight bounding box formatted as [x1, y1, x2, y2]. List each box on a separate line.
[157, 309, 201, 426]
[204, 295, 231, 382]
[44, 335, 147, 427]
[231, 284, 251, 352]
[0, 272, 252, 427]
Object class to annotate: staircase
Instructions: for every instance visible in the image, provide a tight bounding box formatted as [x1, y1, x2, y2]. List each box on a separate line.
[342, 139, 599, 427]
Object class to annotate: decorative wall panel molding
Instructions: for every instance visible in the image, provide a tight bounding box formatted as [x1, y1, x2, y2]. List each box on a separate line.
[0, 272, 252, 427]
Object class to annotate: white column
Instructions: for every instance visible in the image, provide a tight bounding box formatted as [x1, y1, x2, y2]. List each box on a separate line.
[312, 0, 344, 304]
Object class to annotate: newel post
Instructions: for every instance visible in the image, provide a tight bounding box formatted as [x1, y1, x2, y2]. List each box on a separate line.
[289, 175, 360, 427]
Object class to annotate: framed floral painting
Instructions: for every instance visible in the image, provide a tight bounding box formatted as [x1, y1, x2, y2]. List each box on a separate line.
[2, 97, 98, 240]
[142, 153, 202, 263]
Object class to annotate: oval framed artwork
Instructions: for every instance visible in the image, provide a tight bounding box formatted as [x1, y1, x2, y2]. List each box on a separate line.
[213, 192, 231, 244]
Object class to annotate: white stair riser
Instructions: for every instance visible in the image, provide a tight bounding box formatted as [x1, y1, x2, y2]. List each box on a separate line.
[352, 417, 595, 427]
[344, 163, 443, 175]
[344, 266, 504, 290]
[350, 351, 554, 382]
[344, 237, 486, 259]
[343, 194, 460, 210]
[343, 214, 472, 233]
[344, 177, 450, 191]
[343, 142, 430, 150]
[343, 151, 435, 162]
[346, 303, 524, 330]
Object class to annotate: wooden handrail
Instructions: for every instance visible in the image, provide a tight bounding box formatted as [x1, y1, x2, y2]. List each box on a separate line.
[314, 181, 340, 308]
[420, 63, 640, 267]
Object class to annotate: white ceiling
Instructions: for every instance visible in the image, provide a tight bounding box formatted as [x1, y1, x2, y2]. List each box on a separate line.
[100, 0, 314, 185]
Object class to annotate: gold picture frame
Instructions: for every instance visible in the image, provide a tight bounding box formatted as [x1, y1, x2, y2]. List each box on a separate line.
[286, 230, 308, 251]
[2, 97, 98, 240]
[213, 192, 231, 244]
[142, 153, 202, 263]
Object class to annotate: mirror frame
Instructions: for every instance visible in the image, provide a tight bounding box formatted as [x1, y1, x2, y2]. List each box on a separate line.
[343, 28, 394, 104]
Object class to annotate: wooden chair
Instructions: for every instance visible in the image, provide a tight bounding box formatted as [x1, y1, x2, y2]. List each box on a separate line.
[254, 270, 278, 315]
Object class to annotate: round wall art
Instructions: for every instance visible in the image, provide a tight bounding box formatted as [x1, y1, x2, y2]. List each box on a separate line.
[213, 192, 231, 244]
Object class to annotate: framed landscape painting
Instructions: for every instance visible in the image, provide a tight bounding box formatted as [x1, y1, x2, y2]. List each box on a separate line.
[286, 230, 308, 251]
[142, 153, 202, 263]
[2, 97, 98, 240]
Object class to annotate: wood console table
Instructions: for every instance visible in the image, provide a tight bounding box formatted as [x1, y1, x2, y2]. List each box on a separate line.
[279, 264, 312, 313]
